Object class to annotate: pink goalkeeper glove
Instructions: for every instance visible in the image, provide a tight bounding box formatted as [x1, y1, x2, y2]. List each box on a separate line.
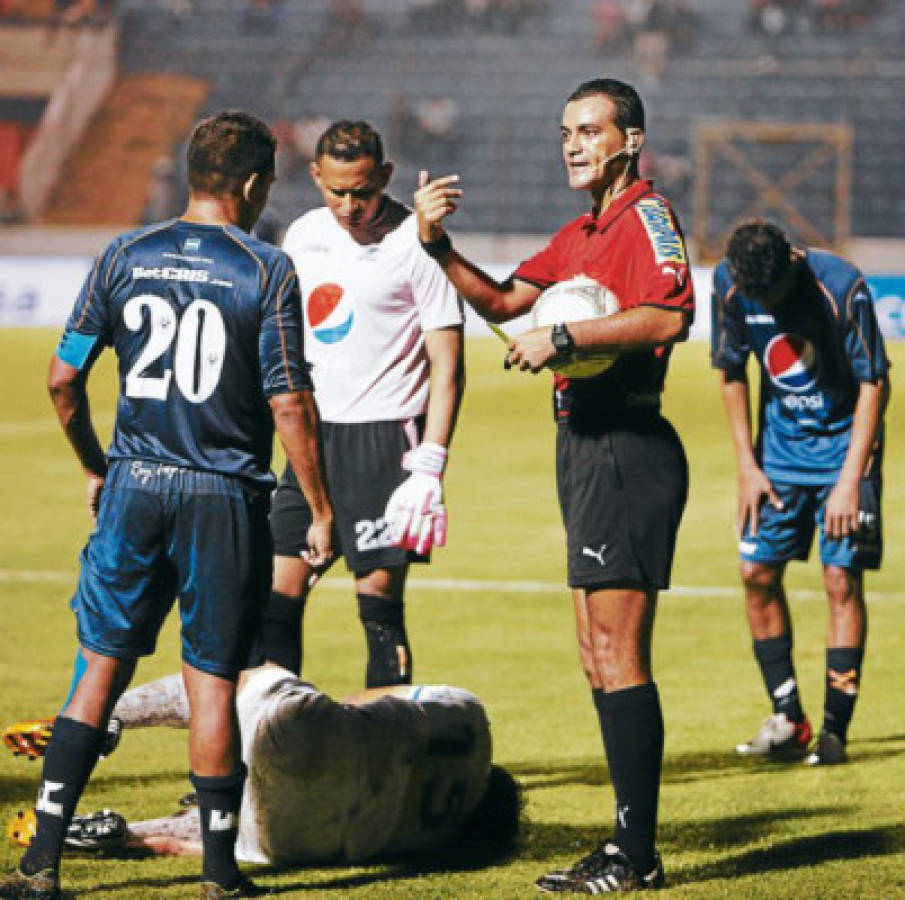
[385, 442, 448, 555]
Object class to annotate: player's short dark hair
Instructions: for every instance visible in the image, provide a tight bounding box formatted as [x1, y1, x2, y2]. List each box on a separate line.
[454, 765, 522, 862]
[726, 218, 793, 298]
[567, 78, 645, 133]
[315, 120, 384, 165]
[187, 110, 276, 195]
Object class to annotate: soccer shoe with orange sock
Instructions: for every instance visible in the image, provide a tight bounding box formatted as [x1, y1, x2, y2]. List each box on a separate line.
[1, 720, 54, 761]
[535, 841, 664, 893]
[735, 713, 812, 757]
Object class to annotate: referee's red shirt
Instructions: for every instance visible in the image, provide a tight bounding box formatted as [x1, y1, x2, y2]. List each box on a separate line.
[513, 179, 693, 410]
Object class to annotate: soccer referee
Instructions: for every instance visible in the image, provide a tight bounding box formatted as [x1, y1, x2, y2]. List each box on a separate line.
[415, 78, 692, 892]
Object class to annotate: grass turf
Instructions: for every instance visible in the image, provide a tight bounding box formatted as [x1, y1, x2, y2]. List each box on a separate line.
[0, 330, 903, 898]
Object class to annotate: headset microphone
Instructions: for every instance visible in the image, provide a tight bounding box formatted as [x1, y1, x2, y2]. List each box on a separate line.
[597, 128, 643, 167]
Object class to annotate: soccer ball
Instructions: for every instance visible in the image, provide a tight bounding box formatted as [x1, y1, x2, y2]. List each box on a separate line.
[531, 276, 620, 378]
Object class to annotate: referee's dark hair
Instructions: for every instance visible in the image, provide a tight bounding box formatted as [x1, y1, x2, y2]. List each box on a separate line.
[727, 218, 793, 300]
[315, 120, 385, 166]
[187, 110, 276, 196]
[567, 78, 645, 133]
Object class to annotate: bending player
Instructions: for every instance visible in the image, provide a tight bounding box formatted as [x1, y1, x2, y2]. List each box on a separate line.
[263, 119, 465, 686]
[712, 219, 889, 765]
[5, 669, 519, 869]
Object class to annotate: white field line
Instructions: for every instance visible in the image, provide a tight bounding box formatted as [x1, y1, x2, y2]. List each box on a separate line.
[0, 412, 115, 438]
[0, 569, 903, 602]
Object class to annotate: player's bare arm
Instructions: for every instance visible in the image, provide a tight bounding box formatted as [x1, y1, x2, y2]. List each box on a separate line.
[270, 389, 334, 566]
[824, 379, 885, 540]
[719, 371, 783, 537]
[507, 306, 688, 375]
[414, 169, 541, 322]
[47, 354, 108, 522]
[383, 326, 463, 556]
[422, 325, 465, 447]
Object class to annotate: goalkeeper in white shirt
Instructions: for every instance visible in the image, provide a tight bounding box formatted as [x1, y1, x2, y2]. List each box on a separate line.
[262, 119, 464, 687]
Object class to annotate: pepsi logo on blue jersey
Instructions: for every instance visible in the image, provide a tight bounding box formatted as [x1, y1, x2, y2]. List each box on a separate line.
[764, 333, 821, 394]
[711, 249, 889, 486]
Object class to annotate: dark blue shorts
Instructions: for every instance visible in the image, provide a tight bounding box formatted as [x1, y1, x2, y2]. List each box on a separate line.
[71, 460, 272, 679]
[739, 477, 883, 571]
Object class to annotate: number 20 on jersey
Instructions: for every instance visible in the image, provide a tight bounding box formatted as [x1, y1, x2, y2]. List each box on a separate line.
[124, 294, 226, 404]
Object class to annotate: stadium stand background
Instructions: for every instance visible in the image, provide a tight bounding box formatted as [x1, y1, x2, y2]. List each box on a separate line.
[1, 0, 904, 264]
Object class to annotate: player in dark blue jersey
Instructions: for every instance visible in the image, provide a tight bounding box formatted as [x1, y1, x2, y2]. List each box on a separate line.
[0, 111, 333, 900]
[711, 219, 889, 767]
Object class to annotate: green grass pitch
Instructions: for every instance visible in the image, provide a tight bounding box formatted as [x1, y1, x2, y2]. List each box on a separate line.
[0, 330, 903, 898]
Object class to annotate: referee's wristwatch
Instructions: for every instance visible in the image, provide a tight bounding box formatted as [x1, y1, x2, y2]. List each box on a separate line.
[551, 323, 575, 355]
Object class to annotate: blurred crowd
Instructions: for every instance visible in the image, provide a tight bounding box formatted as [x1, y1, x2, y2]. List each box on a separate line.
[593, 0, 696, 82]
[270, 92, 460, 177]
[748, 0, 885, 35]
[0, 0, 115, 26]
[407, 0, 545, 34]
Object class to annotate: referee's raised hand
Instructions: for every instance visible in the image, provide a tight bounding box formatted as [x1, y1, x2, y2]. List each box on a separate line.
[414, 170, 462, 243]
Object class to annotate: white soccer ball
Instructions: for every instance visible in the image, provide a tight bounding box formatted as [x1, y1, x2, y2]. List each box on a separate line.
[531, 275, 620, 378]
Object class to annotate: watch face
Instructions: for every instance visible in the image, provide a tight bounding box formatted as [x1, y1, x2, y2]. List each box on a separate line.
[552, 325, 572, 353]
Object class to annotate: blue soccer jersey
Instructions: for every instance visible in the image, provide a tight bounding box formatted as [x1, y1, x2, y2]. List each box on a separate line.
[57, 219, 311, 486]
[711, 249, 888, 485]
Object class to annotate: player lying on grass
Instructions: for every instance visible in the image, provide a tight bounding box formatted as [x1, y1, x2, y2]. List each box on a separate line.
[5, 666, 520, 869]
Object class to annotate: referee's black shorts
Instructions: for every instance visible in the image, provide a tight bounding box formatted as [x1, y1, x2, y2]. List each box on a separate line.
[556, 412, 688, 591]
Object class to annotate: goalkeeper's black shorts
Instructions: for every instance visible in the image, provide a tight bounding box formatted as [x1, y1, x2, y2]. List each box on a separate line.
[271, 418, 428, 573]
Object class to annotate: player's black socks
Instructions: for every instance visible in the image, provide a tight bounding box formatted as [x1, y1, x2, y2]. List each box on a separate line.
[753, 632, 805, 722]
[252, 590, 305, 675]
[21, 716, 105, 875]
[592, 683, 663, 875]
[357, 593, 412, 687]
[823, 646, 863, 742]
[191, 766, 246, 890]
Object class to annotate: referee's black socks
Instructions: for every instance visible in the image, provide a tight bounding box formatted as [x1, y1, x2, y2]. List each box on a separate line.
[357, 593, 412, 687]
[753, 632, 806, 723]
[21, 716, 105, 875]
[592, 682, 663, 875]
[191, 766, 246, 891]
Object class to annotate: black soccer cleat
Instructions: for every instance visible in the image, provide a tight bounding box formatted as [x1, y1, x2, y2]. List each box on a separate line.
[805, 729, 847, 766]
[64, 809, 128, 853]
[536, 841, 664, 893]
[200, 876, 269, 898]
[0, 866, 60, 900]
